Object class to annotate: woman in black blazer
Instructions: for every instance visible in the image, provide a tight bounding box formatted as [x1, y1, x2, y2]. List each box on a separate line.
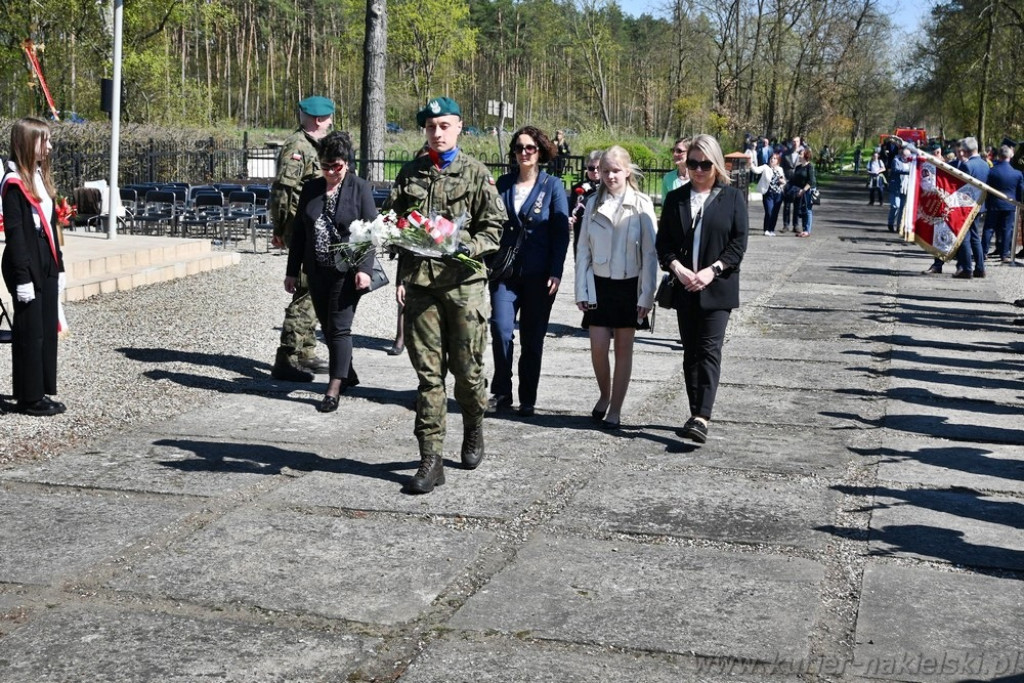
[1, 118, 66, 416]
[285, 131, 377, 413]
[656, 134, 748, 443]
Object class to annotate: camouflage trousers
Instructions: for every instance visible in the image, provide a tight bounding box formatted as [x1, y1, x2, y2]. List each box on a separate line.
[278, 270, 319, 360]
[404, 281, 490, 457]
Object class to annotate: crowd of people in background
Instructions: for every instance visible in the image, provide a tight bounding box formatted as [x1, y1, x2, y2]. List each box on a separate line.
[7, 93, 1021, 496]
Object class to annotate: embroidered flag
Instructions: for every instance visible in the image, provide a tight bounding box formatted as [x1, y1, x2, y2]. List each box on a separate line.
[909, 157, 985, 261]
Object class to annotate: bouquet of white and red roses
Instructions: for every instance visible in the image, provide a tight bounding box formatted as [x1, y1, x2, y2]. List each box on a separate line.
[333, 209, 483, 272]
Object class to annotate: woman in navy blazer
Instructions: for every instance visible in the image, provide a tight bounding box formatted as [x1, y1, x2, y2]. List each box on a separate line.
[285, 131, 377, 413]
[656, 134, 748, 444]
[487, 126, 570, 417]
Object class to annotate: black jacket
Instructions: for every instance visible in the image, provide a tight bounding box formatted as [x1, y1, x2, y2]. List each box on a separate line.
[656, 182, 748, 311]
[1, 173, 64, 293]
[286, 173, 377, 279]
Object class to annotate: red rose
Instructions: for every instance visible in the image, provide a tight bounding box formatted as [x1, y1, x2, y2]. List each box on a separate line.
[574, 187, 584, 195]
[396, 217, 408, 230]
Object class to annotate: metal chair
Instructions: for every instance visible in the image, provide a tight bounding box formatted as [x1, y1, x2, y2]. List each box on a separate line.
[133, 189, 177, 236]
[179, 192, 225, 238]
[221, 190, 257, 247]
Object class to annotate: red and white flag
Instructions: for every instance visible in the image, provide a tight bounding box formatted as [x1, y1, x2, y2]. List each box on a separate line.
[907, 157, 986, 260]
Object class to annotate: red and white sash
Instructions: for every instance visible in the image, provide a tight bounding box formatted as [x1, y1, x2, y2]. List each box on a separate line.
[0, 173, 60, 266]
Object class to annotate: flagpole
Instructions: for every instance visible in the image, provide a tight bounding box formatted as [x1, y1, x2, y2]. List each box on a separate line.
[906, 143, 1023, 208]
[107, 0, 123, 239]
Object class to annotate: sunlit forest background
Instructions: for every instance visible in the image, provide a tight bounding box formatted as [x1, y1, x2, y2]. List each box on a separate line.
[1, 0, 1022, 150]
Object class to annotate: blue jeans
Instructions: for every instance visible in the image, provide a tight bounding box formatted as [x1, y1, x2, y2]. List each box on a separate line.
[489, 276, 556, 406]
[888, 192, 907, 229]
[797, 192, 813, 232]
[956, 215, 985, 273]
[762, 191, 783, 232]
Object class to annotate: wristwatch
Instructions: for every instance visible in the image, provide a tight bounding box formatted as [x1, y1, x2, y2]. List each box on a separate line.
[711, 263, 723, 276]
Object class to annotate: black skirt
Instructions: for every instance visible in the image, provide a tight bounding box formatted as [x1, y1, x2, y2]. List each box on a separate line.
[582, 276, 649, 330]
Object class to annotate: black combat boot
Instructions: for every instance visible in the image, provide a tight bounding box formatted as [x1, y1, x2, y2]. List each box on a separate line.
[404, 453, 445, 494]
[271, 348, 314, 382]
[461, 424, 484, 469]
[296, 354, 329, 374]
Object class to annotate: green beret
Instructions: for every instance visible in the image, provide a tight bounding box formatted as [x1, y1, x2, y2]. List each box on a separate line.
[298, 96, 335, 117]
[416, 97, 461, 127]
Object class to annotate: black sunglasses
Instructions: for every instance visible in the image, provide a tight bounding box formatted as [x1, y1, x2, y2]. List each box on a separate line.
[513, 144, 538, 154]
[685, 159, 714, 171]
[321, 160, 346, 173]
[672, 148, 686, 155]
[586, 165, 600, 171]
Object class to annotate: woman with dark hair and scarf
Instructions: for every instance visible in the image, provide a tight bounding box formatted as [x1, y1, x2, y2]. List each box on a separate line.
[285, 131, 378, 413]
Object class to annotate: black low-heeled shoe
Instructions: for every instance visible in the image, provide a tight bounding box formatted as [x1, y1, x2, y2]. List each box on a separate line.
[317, 395, 339, 413]
[591, 402, 608, 421]
[601, 417, 620, 430]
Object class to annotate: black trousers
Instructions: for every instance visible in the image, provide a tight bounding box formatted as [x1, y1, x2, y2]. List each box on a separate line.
[676, 298, 731, 420]
[308, 265, 360, 383]
[11, 275, 60, 404]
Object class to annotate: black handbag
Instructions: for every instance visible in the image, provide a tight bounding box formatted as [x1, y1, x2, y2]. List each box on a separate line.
[655, 273, 675, 309]
[367, 255, 389, 292]
[488, 226, 525, 282]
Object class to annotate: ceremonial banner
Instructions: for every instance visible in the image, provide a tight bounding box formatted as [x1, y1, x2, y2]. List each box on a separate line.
[910, 157, 986, 261]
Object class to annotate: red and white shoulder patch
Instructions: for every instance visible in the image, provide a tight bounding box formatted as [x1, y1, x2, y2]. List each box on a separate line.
[291, 153, 303, 161]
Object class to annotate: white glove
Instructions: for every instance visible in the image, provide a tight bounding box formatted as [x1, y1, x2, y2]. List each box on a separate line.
[58, 272, 66, 292]
[16, 283, 35, 303]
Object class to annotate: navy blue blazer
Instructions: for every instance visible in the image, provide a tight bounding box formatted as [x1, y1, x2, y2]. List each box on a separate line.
[985, 160, 1024, 211]
[656, 182, 748, 311]
[494, 171, 570, 280]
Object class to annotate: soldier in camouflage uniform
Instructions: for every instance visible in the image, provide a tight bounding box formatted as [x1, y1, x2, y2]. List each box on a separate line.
[385, 97, 505, 494]
[269, 95, 335, 382]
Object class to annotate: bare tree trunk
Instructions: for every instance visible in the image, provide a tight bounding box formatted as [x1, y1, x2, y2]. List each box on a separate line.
[977, 2, 995, 145]
[360, 0, 387, 182]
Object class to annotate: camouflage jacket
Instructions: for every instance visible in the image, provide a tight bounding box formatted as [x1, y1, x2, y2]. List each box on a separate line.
[385, 151, 505, 289]
[269, 128, 321, 245]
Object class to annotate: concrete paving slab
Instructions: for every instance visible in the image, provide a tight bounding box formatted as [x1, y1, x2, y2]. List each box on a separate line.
[885, 359, 1024, 406]
[870, 434, 1024, 495]
[449, 533, 824, 659]
[883, 398, 1024, 445]
[713, 384, 884, 429]
[552, 467, 838, 548]
[153, 392, 413, 446]
[0, 489, 191, 585]
[724, 337, 889, 365]
[868, 487, 1024, 570]
[0, 604, 380, 682]
[728, 356, 886, 392]
[261, 445, 575, 519]
[110, 509, 492, 625]
[400, 636, 800, 682]
[854, 565, 1024, 683]
[0, 436, 297, 497]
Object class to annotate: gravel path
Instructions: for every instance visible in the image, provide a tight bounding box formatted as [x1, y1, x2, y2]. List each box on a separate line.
[0, 251, 401, 465]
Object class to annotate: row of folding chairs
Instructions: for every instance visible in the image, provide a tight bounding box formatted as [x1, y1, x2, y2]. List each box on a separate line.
[118, 184, 270, 246]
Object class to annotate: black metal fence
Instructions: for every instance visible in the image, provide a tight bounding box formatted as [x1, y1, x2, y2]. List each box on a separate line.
[50, 140, 678, 202]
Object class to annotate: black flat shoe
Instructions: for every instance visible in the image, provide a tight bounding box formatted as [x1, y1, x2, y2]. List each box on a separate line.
[387, 344, 404, 356]
[517, 404, 535, 417]
[591, 401, 608, 421]
[601, 418, 620, 430]
[680, 417, 708, 444]
[44, 397, 66, 414]
[18, 399, 61, 417]
[317, 395, 339, 413]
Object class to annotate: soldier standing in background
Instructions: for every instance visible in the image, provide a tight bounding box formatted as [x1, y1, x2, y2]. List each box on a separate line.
[385, 96, 505, 494]
[269, 95, 335, 382]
